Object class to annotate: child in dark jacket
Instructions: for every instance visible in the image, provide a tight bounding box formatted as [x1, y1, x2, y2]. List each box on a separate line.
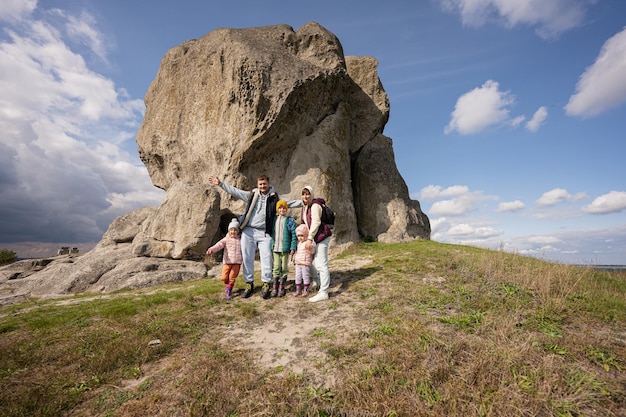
[270, 200, 297, 297]
[206, 219, 242, 300]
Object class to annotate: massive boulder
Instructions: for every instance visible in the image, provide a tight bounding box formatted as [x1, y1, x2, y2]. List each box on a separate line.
[0, 22, 430, 305]
[137, 21, 429, 249]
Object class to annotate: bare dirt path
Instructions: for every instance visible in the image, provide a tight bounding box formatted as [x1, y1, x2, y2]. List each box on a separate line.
[217, 255, 377, 387]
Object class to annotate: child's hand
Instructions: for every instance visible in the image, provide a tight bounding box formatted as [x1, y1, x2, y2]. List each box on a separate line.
[206, 249, 212, 255]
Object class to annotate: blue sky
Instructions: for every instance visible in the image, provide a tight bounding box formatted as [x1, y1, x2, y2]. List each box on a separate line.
[1, 0, 625, 264]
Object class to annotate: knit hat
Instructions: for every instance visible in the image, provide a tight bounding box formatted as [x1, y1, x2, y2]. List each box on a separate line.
[302, 185, 313, 196]
[276, 199, 288, 210]
[227, 219, 240, 231]
[296, 224, 309, 237]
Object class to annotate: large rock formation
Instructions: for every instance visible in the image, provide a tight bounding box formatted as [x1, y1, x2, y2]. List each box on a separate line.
[137, 21, 429, 249]
[0, 22, 429, 305]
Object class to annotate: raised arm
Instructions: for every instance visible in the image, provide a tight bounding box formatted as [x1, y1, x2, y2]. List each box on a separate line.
[208, 176, 250, 201]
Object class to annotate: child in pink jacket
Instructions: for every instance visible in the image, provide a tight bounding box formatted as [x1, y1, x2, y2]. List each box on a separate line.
[293, 224, 316, 297]
[206, 219, 243, 300]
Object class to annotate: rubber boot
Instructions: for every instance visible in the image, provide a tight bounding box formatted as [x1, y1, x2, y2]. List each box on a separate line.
[271, 277, 279, 298]
[278, 277, 287, 297]
[302, 284, 310, 297]
[225, 285, 233, 300]
[294, 284, 302, 297]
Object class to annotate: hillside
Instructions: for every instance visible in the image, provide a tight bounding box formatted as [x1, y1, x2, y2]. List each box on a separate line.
[1, 240, 624, 416]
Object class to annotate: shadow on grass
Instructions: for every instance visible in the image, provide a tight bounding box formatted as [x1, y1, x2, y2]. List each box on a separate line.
[225, 265, 383, 300]
[329, 266, 382, 297]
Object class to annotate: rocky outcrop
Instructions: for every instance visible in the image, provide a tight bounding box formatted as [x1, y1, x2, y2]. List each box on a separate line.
[137, 21, 429, 250]
[0, 22, 429, 305]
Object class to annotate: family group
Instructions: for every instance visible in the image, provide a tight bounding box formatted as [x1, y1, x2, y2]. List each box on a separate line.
[205, 175, 333, 303]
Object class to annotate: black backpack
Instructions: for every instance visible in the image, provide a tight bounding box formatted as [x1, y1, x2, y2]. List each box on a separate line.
[313, 198, 335, 226]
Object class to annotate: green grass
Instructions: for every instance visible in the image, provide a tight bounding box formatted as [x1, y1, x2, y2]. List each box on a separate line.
[0, 240, 624, 416]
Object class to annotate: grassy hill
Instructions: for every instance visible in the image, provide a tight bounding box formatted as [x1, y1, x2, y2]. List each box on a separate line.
[1, 240, 624, 416]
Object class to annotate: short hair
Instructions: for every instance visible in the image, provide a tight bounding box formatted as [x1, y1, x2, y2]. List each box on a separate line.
[257, 175, 269, 183]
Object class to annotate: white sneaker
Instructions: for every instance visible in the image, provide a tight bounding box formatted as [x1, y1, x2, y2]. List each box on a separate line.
[309, 291, 329, 302]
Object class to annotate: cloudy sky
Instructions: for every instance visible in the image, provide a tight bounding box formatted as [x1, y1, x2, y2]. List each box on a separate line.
[1, 0, 625, 264]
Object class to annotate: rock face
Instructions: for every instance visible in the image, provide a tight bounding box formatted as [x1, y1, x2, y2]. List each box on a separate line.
[0, 22, 429, 305]
[137, 21, 429, 247]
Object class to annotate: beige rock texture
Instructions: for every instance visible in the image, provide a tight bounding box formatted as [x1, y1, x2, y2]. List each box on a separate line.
[137, 21, 429, 247]
[0, 21, 429, 305]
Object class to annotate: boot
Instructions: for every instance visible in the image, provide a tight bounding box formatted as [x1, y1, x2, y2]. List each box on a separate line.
[271, 277, 279, 298]
[302, 284, 310, 297]
[225, 285, 233, 300]
[278, 277, 287, 297]
[242, 282, 254, 298]
[261, 281, 272, 299]
[294, 284, 302, 297]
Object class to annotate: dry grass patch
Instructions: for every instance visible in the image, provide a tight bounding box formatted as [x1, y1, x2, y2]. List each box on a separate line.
[1, 240, 624, 416]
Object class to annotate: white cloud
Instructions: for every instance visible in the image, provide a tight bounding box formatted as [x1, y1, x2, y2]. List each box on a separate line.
[565, 27, 626, 117]
[447, 223, 475, 236]
[527, 235, 561, 244]
[428, 197, 626, 264]
[429, 217, 449, 235]
[509, 225, 626, 264]
[474, 226, 500, 238]
[0, 0, 36, 22]
[497, 200, 526, 212]
[419, 184, 469, 200]
[430, 216, 502, 242]
[511, 115, 525, 127]
[525, 106, 548, 132]
[63, 9, 111, 63]
[423, 185, 497, 217]
[0, 5, 163, 245]
[439, 0, 592, 39]
[536, 188, 586, 207]
[430, 199, 469, 216]
[582, 191, 626, 214]
[444, 80, 516, 135]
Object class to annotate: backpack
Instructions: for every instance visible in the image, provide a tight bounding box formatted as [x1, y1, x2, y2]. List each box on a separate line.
[313, 198, 335, 226]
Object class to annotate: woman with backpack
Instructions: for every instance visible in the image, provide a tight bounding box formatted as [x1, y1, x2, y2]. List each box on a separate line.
[300, 185, 332, 302]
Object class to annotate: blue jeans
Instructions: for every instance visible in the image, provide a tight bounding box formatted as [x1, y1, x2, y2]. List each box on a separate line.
[241, 227, 272, 284]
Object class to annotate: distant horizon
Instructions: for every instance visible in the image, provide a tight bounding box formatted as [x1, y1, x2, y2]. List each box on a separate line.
[2, 242, 97, 260]
[4, 242, 626, 269]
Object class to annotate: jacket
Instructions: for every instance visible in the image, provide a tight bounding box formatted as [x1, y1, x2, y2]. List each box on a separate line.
[220, 183, 283, 235]
[207, 235, 243, 265]
[271, 215, 297, 253]
[302, 199, 333, 243]
[293, 240, 316, 266]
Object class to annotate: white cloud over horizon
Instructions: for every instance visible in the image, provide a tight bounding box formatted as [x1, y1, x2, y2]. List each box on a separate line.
[0, 4, 164, 245]
[497, 200, 526, 212]
[423, 183, 626, 264]
[536, 188, 587, 207]
[582, 191, 626, 214]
